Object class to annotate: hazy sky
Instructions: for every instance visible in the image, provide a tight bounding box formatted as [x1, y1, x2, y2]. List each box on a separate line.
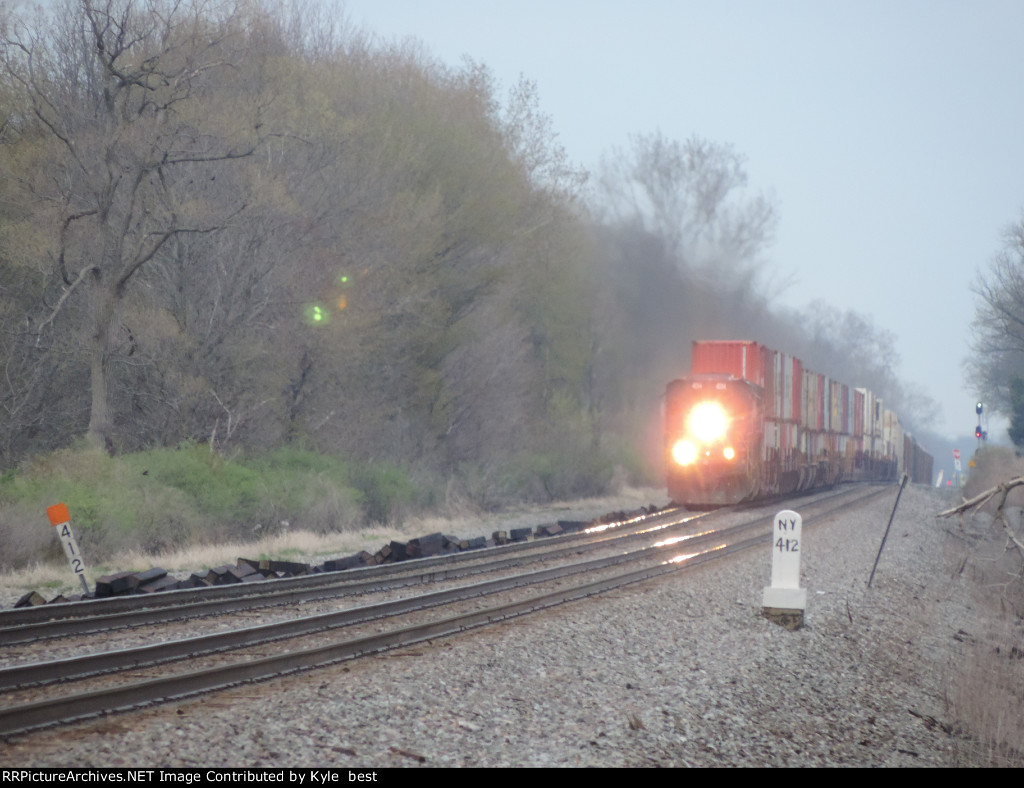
[343, 0, 1024, 444]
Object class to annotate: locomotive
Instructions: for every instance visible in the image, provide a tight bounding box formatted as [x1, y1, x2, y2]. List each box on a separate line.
[665, 340, 933, 507]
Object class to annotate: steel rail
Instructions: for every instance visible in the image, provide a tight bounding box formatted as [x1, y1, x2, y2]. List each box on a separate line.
[0, 513, 728, 690]
[0, 540, 748, 736]
[0, 508, 703, 644]
[0, 505, 686, 633]
[0, 483, 891, 735]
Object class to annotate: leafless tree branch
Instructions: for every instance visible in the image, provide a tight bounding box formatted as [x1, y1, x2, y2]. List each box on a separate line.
[940, 477, 1024, 560]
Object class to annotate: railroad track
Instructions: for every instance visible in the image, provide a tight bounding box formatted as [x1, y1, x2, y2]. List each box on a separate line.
[0, 484, 894, 738]
[0, 504, 695, 643]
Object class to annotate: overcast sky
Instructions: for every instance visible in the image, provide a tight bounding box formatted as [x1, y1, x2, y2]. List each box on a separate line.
[343, 0, 1024, 445]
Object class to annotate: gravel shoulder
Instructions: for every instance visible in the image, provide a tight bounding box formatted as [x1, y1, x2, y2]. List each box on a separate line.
[0, 483, 1003, 767]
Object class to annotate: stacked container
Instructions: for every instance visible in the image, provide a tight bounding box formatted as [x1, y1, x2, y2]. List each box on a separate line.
[688, 341, 914, 483]
[669, 340, 930, 504]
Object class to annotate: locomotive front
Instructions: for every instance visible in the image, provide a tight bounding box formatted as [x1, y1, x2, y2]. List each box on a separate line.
[665, 376, 763, 507]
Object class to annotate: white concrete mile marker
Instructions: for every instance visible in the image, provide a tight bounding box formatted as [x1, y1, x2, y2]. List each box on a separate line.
[762, 509, 806, 628]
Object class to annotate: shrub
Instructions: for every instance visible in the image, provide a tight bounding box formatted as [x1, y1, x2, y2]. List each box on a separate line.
[348, 461, 417, 524]
[0, 444, 375, 569]
[503, 444, 614, 503]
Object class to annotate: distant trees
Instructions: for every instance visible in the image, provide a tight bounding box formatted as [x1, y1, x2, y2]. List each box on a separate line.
[594, 132, 777, 280]
[582, 132, 782, 467]
[790, 301, 938, 432]
[588, 132, 783, 398]
[969, 213, 1024, 423]
[1007, 378, 1024, 448]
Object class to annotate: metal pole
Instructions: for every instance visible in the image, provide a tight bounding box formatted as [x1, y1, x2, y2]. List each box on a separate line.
[868, 473, 909, 589]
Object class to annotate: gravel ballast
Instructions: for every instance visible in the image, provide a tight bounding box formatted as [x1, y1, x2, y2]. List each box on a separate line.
[0, 484, 1004, 766]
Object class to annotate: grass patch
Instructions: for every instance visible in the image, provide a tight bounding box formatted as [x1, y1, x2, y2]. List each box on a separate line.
[0, 444, 382, 571]
[0, 438, 655, 581]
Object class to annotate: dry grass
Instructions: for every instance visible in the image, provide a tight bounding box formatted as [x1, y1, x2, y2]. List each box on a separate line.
[0, 486, 666, 604]
[961, 445, 1024, 506]
[0, 525, 421, 602]
[949, 617, 1024, 766]
[945, 446, 1024, 765]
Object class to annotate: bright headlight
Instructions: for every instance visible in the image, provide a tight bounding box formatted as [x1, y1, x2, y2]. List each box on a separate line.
[672, 440, 698, 466]
[687, 402, 728, 443]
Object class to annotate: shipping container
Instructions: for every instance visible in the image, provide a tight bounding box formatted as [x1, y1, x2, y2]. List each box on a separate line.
[801, 370, 815, 430]
[830, 380, 844, 434]
[691, 341, 767, 387]
[769, 350, 782, 420]
[853, 389, 865, 438]
[791, 357, 803, 424]
[883, 409, 902, 462]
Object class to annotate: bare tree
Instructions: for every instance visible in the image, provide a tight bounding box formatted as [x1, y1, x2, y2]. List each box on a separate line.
[940, 477, 1024, 565]
[499, 72, 586, 201]
[0, 0, 260, 449]
[594, 132, 777, 279]
[968, 214, 1024, 415]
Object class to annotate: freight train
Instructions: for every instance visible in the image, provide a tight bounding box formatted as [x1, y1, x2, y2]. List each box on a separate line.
[665, 340, 933, 507]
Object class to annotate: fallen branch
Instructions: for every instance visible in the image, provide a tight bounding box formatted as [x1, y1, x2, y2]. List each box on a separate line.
[939, 476, 1024, 561]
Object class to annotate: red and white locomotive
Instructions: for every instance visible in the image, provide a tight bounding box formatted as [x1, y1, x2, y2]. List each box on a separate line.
[665, 340, 932, 507]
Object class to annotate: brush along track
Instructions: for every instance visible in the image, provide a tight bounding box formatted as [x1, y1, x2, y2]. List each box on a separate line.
[0, 484, 893, 738]
[0, 506, 694, 644]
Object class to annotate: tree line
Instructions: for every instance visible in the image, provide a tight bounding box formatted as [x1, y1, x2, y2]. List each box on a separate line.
[969, 215, 1024, 444]
[0, 0, 934, 511]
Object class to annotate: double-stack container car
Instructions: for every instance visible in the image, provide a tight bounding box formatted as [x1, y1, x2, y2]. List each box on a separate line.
[665, 340, 933, 507]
